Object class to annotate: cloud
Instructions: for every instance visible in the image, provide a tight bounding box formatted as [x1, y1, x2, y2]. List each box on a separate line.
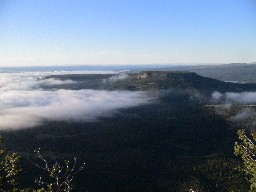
[211, 91, 256, 127]
[103, 73, 128, 83]
[211, 91, 223, 101]
[230, 108, 256, 121]
[211, 91, 256, 104]
[0, 72, 152, 130]
[39, 78, 77, 86]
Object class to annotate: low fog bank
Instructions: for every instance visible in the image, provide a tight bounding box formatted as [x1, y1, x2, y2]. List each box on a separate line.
[211, 91, 256, 128]
[212, 91, 256, 104]
[39, 78, 77, 86]
[103, 73, 128, 83]
[0, 71, 118, 91]
[230, 108, 256, 121]
[0, 72, 152, 130]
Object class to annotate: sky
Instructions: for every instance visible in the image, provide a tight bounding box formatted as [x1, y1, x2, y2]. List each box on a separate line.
[0, 0, 256, 67]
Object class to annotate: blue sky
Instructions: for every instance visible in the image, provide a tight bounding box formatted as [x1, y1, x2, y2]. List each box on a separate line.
[0, 0, 256, 66]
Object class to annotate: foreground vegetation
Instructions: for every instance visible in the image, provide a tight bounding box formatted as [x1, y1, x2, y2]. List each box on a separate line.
[1, 128, 255, 192]
[0, 138, 84, 192]
[2, 72, 256, 191]
[235, 130, 256, 192]
[1, 100, 250, 191]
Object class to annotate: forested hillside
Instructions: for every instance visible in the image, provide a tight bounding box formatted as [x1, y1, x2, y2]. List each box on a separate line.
[1, 71, 255, 191]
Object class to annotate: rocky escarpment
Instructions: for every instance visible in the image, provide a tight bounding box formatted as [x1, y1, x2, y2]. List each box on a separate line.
[44, 71, 256, 97]
[134, 71, 256, 94]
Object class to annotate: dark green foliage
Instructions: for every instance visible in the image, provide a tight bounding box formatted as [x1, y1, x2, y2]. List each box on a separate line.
[2, 72, 256, 191]
[0, 138, 83, 192]
[235, 129, 256, 191]
[32, 149, 85, 192]
[0, 137, 22, 191]
[2, 97, 246, 191]
[44, 72, 256, 96]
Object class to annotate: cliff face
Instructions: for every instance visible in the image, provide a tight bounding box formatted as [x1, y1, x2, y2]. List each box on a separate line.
[44, 71, 256, 97]
[134, 71, 256, 94]
[137, 71, 196, 79]
[135, 71, 198, 90]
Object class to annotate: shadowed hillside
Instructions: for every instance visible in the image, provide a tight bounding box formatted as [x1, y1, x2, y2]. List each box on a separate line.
[45, 71, 256, 97]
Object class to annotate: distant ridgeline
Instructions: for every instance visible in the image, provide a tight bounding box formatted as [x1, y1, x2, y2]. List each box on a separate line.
[127, 63, 256, 83]
[45, 70, 256, 102]
[4, 70, 256, 192]
[45, 70, 256, 94]
[137, 71, 256, 91]
[184, 63, 256, 84]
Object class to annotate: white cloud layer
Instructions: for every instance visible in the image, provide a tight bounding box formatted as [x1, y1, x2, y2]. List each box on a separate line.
[0, 72, 151, 130]
[212, 91, 256, 104]
[103, 73, 128, 83]
[211, 91, 256, 125]
[230, 108, 256, 121]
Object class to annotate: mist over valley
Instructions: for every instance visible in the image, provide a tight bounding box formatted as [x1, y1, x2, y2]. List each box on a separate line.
[1, 65, 256, 191]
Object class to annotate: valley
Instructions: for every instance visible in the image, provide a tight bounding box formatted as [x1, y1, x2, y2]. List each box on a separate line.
[1, 71, 256, 191]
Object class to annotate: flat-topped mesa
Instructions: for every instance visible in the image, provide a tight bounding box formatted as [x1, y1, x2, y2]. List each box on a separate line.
[137, 71, 198, 79]
[136, 71, 206, 91]
[135, 71, 256, 95]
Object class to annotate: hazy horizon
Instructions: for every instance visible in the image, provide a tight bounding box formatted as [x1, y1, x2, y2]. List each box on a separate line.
[0, 62, 255, 69]
[1, 0, 255, 67]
